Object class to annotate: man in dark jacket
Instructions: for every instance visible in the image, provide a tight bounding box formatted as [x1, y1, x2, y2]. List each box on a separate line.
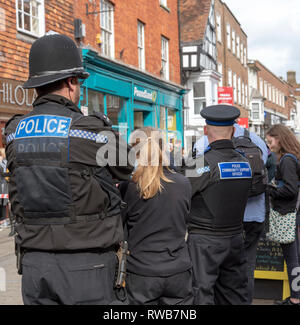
[186, 105, 252, 305]
[5, 33, 133, 305]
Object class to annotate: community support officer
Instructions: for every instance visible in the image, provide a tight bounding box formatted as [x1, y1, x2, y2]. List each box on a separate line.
[194, 123, 268, 304]
[5, 33, 133, 305]
[186, 105, 252, 305]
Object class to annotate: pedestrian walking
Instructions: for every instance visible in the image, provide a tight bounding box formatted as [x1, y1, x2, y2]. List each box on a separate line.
[266, 125, 300, 305]
[186, 105, 252, 305]
[5, 33, 133, 305]
[120, 127, 193, 305]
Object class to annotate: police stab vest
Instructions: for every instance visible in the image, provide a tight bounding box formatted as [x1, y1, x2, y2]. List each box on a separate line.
[6, 102, 121, 226]
[201, 149, 252, 231]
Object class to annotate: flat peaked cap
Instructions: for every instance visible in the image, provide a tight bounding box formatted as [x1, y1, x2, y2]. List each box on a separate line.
[201, 104, 240, 126]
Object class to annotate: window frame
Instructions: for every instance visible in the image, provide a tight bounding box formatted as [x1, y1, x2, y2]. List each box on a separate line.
[16, 0, 45, 38]
[137, 20, 145, 70]
[193, 81, 206, 115]
[161, 36, 169, 80]
[100, 0, 115, 58]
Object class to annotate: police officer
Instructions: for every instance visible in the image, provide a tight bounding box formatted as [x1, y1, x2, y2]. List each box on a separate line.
[5, 33, 133, 305]
[186, 105, 252, 305]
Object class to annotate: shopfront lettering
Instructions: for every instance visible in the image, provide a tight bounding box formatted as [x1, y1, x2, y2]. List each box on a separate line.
[134, 86, 157, 103]
[0, 81, 36, 108]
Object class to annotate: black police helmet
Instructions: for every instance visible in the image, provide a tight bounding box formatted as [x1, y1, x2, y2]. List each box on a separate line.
[23, 33, 89, 89]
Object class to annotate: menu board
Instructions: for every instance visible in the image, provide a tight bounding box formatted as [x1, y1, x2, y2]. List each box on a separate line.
[255, 236, 284, 272]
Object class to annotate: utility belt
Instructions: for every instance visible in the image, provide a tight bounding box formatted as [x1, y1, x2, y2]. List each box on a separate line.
[15, 241, 117, 275]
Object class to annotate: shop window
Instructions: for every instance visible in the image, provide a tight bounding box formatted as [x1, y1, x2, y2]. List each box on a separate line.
[193, 82, 206, 114]
[16, 0, 45, 37]
[107, 95, 123, 126]
[86, 90, 104, 115]
[100, 0, 114, 58]
[160, 107, 166, 130]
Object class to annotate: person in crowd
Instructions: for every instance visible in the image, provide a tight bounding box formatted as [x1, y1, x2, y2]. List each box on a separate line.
[120, 127, 193, 305]
[266, 124, 300, 305]
[266, 146, 277, 183]
[194, 123, 268, 304]
[0, 148, 8, 231]
[186, 105, 252, 305]
[5, 33, 133, 305]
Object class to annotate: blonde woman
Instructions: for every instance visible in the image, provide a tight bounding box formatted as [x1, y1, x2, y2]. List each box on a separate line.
[120, 127, 193, 305]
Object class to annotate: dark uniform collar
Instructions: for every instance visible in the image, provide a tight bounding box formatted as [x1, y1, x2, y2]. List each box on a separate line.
[33, 94, 82, 114]
[209, 139, 234, 150]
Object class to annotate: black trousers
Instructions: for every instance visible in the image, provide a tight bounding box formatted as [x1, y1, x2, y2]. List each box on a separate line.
[126, 269, 194, 305]
[188, 233, 248, 305]
[281, 225, 300, 299]
[243, 221, 265, 304]
[22, 250, 122, 305]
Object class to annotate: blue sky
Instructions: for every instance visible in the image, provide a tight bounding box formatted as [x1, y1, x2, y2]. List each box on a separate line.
[224, 0, 300, 82]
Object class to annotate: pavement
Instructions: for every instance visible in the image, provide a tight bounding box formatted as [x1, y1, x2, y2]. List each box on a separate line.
[0, 226, 275, 306]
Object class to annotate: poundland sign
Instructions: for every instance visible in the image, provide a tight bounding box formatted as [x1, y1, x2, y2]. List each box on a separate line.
[133, 85, 157, 103]
[0, 78, 36, 109]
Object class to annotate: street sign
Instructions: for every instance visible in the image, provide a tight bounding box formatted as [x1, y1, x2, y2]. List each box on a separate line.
[218, 87, 233, 105]
[237, 117, 249, 129]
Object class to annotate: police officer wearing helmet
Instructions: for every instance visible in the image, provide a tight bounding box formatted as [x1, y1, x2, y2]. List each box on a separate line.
[185, 105, 252, 305]
[5, 33, 133, 305]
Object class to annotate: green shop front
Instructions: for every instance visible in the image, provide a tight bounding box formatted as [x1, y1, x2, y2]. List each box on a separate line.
[80, 49, 186, 145]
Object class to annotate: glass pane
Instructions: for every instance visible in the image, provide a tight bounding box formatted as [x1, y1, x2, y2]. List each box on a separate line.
[193, 82, 205, 98]
[107, 95, 122, 125]
[160, 107, 166, 130]
[87, 90, 104, 115]
[31, 0, 39, 17]
[167, 109, 176, 131]
[24, 13, 30, 31]
[18, 11, 23, 29]
[32, 17, 39, 35]
[24, 0, 30, 14]
[194, 99, 206, 114]
[18, 0, 22, 10]
[134, 112, 144, 130]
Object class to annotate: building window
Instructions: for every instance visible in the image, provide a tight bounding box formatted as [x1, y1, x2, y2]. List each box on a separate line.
[100, 0, 114, 58]
[218, 63, 223, 86]
[241, 43, 244, 64]
[238, 77, 241, 104]
[245, 84, 248, 106]
[242, 82, 245, 106]
[243, 47, 247, 66]
[233, 73, 237, 103]
[160, 0, 167, 7]
[137, 21, 145, 70]
[161, 36, 169, 80]
[236, 36, 240, 59]
[226, 24, 231, 50]
[264, 81, 268, 99]
[16, 0, 45, 37]
[193, 82, 206, 114]
[232, 30, 235, 55]
[252, 103, 260, 120]
[259, 78, 263, 95]
[228, 69, 232, 87]
[216, 14, 222, 43]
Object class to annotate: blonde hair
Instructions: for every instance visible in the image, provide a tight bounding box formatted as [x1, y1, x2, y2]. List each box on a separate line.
[130, 127, 173, 199]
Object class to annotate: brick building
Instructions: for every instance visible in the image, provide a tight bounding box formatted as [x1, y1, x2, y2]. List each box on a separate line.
[0, 0, 185, 146]
[215, 0, 249, 118]
[179, 0, 220, 145]
[247, 60, 296, 137]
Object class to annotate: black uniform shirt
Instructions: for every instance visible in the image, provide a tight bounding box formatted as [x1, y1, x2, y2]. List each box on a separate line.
[120, 170, 192, 277]
[187, 139, 252, 236]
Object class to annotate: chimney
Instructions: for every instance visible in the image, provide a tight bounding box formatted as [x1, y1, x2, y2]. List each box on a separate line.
[287, 71, 296, 85]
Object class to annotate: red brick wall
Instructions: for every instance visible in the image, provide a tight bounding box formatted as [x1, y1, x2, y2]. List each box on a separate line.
[255, 60, 290, 118]
[74, 0, 181, 84]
